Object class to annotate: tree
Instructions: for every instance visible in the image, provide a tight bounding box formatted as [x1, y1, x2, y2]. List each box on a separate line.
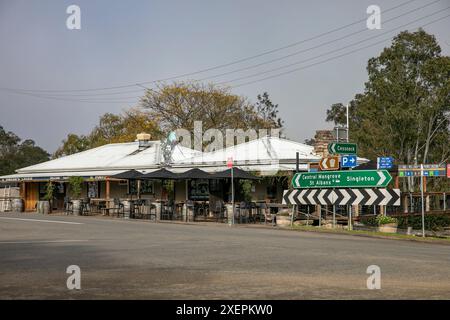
[0, 126, 49, 175]
[325, 29, 450, 191]
[54, 108, 161, 157]
[139, 82, 283, 134]
[254, 92, 284, 129]
[53, 134, 90, 158]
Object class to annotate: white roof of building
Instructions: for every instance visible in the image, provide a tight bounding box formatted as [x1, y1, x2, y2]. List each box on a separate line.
[16, 141, 201, 174]
[1, 136, 369, 180]
[176, 136, 319, 166]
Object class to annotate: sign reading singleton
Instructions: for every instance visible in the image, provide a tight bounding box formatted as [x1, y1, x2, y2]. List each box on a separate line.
[292, 170, 392, 188]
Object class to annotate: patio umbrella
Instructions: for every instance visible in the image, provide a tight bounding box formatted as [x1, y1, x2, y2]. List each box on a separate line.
[141, 168, 180, 217]
[140, 168, 180, 180]
[177, 168, 214, 205]
[110, 169, 143, 180]
[210, 167, 260, 225]
[110, 169, 144, 199]
[177, 168, 213, 180]
[210, 167, 260, 180]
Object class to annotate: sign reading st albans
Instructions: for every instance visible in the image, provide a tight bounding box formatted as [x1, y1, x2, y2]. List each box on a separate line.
[292, 170, 392, 188]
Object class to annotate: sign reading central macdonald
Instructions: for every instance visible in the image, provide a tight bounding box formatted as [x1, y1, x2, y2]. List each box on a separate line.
[292, 170, 392, 188]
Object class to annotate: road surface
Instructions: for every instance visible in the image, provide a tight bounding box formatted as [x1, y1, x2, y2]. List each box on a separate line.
[0, 212, 449, 299]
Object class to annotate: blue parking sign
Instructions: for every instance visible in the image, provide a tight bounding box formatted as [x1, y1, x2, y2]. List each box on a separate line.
[341, 155, 357, 168]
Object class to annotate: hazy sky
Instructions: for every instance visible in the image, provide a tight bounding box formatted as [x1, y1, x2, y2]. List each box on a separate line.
[0, 0, 449, 153]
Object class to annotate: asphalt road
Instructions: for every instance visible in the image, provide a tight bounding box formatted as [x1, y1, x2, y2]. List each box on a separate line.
[0, 212, 449, 299]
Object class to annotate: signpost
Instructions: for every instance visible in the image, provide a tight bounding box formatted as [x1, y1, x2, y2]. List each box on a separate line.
[341, 155, 357, 168]
[398, 164, 446, 177]
[227, 157, 234, 225]
[328, 142, 357, 155]
[377, 157, 394, 169]
[447, 164, 450, 178]
[319, 156, 340, 171]
[283, 188, 401, 206]
[292, 170, 392, 189]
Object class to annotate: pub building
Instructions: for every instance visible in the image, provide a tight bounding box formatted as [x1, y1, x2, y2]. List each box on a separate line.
[0, 131, 367, 218]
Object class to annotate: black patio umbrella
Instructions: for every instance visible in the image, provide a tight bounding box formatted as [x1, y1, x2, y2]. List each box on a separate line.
[140, 168, 180, 214]
[110, 170, 144, 199]
[177, 168, 214, 203]
[110, 169, 143, 180]
[140, 168, 180, 180]
[177, 168, 213, 180]
[210, 167, 260, 180]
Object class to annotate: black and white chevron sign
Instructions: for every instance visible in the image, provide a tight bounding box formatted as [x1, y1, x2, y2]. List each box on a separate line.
[282, 188, 401, 206]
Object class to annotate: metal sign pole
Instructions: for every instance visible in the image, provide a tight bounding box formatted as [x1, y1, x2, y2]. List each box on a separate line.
[420, 164, 425, 237]
[333, 188, 336, 228]
[231, 166, 234, 226]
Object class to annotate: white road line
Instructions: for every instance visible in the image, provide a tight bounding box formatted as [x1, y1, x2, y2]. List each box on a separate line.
[0, 217, 83, 225]
[0, 240, 89, 244]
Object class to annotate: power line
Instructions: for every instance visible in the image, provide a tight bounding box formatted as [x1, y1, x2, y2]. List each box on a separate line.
[5, 6, 447, 103]
[0, 0, 417, 93]
[197, 0, 443, 82]
[216, 6, 450, 85]
[229, 13, 450, 88]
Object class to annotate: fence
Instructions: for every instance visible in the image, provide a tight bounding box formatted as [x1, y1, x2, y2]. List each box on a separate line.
[0, 187, 21, 212]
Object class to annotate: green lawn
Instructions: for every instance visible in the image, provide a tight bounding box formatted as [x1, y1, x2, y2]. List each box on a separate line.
[289, 224, 450, 244]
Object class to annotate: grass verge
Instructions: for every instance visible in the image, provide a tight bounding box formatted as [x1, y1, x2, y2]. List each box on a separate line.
[289, 224, 450, 244]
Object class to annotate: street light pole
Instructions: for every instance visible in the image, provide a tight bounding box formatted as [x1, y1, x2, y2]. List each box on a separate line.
[346, 103, 349, 142]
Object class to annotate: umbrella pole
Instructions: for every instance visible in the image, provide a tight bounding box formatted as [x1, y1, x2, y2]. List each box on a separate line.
[137, 179, 141, 199]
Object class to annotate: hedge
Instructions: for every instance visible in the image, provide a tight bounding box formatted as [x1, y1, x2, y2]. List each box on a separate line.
[360, 214, 450, 231]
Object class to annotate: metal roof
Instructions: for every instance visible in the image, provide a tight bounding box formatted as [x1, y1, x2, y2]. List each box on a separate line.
[0, 136, 369, 181]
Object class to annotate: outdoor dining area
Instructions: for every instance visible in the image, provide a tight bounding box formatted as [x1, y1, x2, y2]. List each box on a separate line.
[62, 167, 287, 225]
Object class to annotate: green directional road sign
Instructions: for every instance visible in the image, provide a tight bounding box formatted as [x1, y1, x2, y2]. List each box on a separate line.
[292, 170, 392, 188]
[328, 142, 357, 155]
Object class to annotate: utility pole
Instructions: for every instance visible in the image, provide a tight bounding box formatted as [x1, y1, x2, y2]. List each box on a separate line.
[346, 103, 352, 230]
[420, 164, 425, 237]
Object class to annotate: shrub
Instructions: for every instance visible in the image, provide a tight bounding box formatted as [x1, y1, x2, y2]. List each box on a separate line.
[396, 215, 450, 231]
[376, 215, 398, 225]
[360, 215, 397, 226]
[42, 182, 54, 201]
[360, 215, 378, 227]
[69, 176, 84, 199]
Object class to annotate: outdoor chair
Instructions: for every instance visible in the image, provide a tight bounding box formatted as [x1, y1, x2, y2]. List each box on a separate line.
[186, 200, 195, 222]
[64, 197, 73, 215]
[194, 202, 208, 221]
[81, 198, 91, 216]
[238, 202, 250, 223]
[256, 203, 269, 224]
[161, 200, 175, 220]
[133, 199, 146, 219]
[140, 202, 157, 221]
[104, 198, 124, 217]
[212, 201, 227, 222]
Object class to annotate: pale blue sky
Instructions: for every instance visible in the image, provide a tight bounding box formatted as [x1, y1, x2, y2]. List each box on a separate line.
[0, 0, 449, 152]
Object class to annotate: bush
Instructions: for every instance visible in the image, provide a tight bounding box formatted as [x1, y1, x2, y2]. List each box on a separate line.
[42, 182, 54, 201]
[69, 176, 84, 199]
[396, 215, 450, 231]
[360, 215, 397, 226]
[360, 215, 378, 227]
[376, 215, 398, 225]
